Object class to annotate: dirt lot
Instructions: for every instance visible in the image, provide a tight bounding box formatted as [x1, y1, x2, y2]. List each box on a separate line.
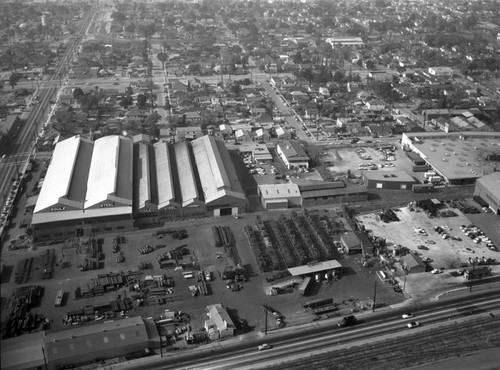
[355, 205, 500, 303]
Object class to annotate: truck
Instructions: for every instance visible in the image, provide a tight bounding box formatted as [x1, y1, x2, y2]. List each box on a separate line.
[338, 315, 358, 328]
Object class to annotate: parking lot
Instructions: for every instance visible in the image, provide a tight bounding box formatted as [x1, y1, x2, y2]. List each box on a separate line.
[320, 143, 412, 177]
[356, 204, 500, 302]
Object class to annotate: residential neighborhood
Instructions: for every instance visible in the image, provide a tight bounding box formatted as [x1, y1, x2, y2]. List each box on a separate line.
[1, 1, 500, 370]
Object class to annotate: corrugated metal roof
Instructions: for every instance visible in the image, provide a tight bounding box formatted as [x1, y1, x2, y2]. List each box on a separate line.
[135, 142, 151, 210]
[288, 260, 342, 276]
[34, 136, 87, 213]
[174, 142, 199, 206]
[154, 142, 176, 208]
[192, 136, 245, 205]
[44, 316, 149, 365]
[31, 206, 132, 225]
[86, 136, 120, 208]
[86, 136, 133, 208]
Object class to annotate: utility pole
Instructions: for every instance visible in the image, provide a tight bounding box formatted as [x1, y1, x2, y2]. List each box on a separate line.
[264, 303, 268, 335]
[372, 281, 377, 312]
[469, 262, 475, 292]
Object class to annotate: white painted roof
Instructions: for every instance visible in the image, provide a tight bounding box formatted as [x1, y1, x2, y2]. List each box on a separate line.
[174, 142, 199, 206]
[34, 136, 84, 213]
[85, 136, 120, 208]
[192, 135, 245, 204]
[154, 142, 176, 208]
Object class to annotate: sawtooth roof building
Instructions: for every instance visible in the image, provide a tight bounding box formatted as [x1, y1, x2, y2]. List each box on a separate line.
[32, 135, 246, 240]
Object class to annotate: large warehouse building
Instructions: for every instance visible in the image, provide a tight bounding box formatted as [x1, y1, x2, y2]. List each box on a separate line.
[32, 135, 134, 241]
[474, 172, 500, 215]
[401, 132, 500, 185]
[33, 135, 247, 239]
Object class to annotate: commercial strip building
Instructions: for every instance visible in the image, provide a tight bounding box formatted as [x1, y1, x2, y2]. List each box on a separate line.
[32, 135, 246, 239]
[401, 132, 500, 185]
[474, 172, 500, 214]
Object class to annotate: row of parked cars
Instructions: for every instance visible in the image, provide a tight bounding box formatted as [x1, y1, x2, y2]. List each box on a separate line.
[460, 224, 497, 251]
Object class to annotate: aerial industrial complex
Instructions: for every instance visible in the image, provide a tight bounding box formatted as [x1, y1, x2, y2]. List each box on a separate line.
[32, 134, 246, 240]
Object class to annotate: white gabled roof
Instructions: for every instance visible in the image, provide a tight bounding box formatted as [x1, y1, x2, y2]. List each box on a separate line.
[85, 136, 120, 208]
[34, 136, 85, 213]
[135, 142, 152, 210]
[174, 142, 199, 206]
[154, 142, 176, 208]
[192, 135, 245, 204]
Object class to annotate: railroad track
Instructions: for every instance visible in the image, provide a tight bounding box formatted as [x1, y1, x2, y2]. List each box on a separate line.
[269, 315, 500, 370]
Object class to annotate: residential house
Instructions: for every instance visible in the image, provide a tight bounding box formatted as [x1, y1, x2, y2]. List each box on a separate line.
[365, 100, 385, 111]
[176, 126, 203, 142]
[184, 112, 202, 123]
[235, 129, 252, 143]
[254, 128, 271, 142]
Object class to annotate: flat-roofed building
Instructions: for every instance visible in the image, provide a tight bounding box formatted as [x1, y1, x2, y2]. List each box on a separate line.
[298, 181, 368, 206]
[258, 183, 302, 209]
[363, 171, 416, 190]
[402, 132, 500, 185]
[474, 172, 500, 214]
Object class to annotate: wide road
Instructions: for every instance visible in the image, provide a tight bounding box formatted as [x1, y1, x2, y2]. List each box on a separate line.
[110, 290, 500, 370]
[0, 7, 99, 235]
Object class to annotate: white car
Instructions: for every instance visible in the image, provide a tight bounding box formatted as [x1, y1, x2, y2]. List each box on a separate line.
[258, 343, 272, 351]
[402, 313, 414, 319]
[431, 269, 441, 274]
[407, 321, 420, 329]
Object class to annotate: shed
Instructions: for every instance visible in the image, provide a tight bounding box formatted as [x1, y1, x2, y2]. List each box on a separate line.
[340, 232, 363, 254]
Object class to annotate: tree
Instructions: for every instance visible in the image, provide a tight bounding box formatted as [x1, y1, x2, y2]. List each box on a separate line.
[157, 52, 168, 71]
[293, 52, 303, 64]
[9, 72, 22, 90]
[137, 94, 147, 109]
[73, 87, 84, 100]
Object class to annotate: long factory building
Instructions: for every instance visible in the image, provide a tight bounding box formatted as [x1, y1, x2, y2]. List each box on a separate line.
[32, 135, 246, 241]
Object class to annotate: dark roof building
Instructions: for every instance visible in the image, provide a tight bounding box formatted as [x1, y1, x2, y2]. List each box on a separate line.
[276, 140, 310, 169]
[44, 316, 154, 370]
[401, 253, 426, 273]
[340, 232, 363, 254]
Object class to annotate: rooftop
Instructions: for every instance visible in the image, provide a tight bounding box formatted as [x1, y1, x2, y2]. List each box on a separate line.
[403, 132, 500, 181]
[259, 183, 301, 199]
[288, 260, 342, 276]
[476, 172, 500, 201]
[363, 170, 416, 182]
